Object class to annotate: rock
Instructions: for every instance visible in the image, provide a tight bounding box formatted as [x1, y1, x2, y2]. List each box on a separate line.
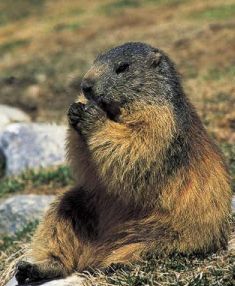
[40, 276, 85, 286]
[0, 195, 55, 236]
[0, 123, 67, 175]
[0, 105, 30, 131]
[6, 275, 85, 286]
[5, 276, 17, 286]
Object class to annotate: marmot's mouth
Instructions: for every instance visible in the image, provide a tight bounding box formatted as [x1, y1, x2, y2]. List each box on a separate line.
[98, 100, 121, 121]
[84, 92, 121, 121]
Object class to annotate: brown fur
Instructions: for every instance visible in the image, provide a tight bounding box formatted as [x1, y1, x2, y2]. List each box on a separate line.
[15, 43, 232, 283]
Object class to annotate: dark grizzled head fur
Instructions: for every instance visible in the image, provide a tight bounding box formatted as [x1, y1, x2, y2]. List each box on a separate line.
[81, 42, 186, 120]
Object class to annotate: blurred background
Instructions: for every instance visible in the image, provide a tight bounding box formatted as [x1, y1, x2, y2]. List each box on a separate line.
[0, 0, 234, 130]
[0, 1, 235, 284]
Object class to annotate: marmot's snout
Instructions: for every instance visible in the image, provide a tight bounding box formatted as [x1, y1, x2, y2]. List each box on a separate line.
[81, 76, 120, 121]
[81, 78, 95, 100]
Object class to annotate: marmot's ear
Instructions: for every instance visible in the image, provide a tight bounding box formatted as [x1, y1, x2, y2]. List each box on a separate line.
[147, 50, 162, 68]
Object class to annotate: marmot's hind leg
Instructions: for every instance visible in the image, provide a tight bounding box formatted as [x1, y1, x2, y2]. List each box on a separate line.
[15, 186, 97, 284]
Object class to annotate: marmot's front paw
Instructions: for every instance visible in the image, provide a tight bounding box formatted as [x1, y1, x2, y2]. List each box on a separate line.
[15, 261, 42, 284]
[67, 101, 105, 134]
[67, 102, 86, 129]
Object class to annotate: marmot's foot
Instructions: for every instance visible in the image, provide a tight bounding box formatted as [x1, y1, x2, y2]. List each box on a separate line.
[15, 261, 42, 284]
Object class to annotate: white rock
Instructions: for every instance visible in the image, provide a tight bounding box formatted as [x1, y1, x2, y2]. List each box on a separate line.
[0, 195, 55, 236]
[6, 275, 85, 286]
[5, 276, 17, 286]
[0, 105, 30, 131]
[0, 123, 67, 175]
[42, 276, 85, 286]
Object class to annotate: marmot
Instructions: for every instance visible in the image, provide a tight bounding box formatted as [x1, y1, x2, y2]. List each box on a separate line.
[15, 42, 232, 284]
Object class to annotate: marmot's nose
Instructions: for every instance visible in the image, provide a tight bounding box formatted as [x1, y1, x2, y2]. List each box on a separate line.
[81, 79, 94, 96]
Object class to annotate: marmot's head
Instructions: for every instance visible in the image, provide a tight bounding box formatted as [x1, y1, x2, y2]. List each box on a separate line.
[81, 42, 183, 120]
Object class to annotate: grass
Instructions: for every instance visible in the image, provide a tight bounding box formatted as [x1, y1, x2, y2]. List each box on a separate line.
[0, 39, 30, 55]
[0, 0, 45, 26]
[0, 165, 73, 198]
[191, 4, 235, 21]
[0, 221, 38, 253]
[100, 0, 185, 14]
[0, 221, 38, 283]
[53, 21, 82, 32]
[1, 225, 234, 285]
[204, 65, 235, 81]
[100, 0, 141, 14]
[95, 252, 235, 286]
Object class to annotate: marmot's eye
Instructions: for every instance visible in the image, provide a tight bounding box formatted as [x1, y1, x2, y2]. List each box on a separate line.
[115, 62, 130, 74]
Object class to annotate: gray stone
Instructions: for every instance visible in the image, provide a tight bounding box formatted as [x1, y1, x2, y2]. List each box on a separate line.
[0, 195, 55, 236]
[0, 123, 67, 175]
[0, 105, 30, 131]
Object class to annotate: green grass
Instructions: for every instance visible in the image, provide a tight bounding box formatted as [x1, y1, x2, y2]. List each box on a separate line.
[0, 39, 30, 55]
[22, 165, 73, 187]
[0, 178, 25, 199]
[92, 251, 235, 286]
[204, 65, 235, 81]
[183, 63, 198, 79]
[201, 90, 234, 130]
[0, 221, 38, 252]
[0, 221, 38, 277]
[53, 21, 82, 32]
[101, 0, 141, 14]
[100, 0, 185, 14]
[0, 165, 73, 198]
[0, 0, 45, 26]
[146, 0, 186, 5]
[191, 4, 235, 21]
[204, 91, 230, 105]
[53, 7, 84, 32]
